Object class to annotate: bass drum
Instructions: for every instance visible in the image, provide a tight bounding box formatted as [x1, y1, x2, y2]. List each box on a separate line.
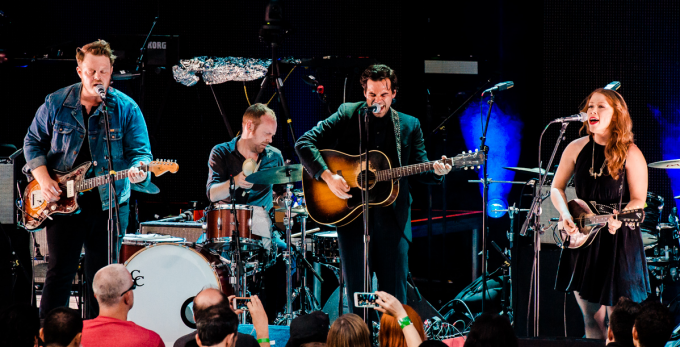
[124, 244, 231, 346]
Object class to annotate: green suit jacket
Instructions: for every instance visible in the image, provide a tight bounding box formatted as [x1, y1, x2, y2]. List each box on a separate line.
[295, 102, 443, 241]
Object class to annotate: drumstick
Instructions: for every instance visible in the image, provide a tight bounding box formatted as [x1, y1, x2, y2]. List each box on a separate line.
[290, 228, 321, 238]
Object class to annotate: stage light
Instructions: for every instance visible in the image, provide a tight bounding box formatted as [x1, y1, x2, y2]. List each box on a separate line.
[459, 100, 523, 211]
[487, 198, 508, 218]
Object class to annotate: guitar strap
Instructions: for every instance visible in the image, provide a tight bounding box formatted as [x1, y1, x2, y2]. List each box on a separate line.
[390, 107, 402, 166]
[618, 160, 626, 213]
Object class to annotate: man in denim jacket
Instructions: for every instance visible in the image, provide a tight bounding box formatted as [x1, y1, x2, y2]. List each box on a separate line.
[22, 40, 152, 318]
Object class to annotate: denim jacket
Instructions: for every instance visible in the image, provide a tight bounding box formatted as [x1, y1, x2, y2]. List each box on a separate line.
[23, 82, 153, 210]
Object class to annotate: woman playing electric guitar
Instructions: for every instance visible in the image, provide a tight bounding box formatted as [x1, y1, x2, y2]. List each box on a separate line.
[551, 88, 650, 339]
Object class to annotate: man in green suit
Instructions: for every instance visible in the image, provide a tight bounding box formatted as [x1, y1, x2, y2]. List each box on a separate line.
[295, 64, 451, 316]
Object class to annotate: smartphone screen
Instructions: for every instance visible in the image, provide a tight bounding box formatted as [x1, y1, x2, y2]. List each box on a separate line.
[354, 292, 379, 308]
[233, 297, 250, 311]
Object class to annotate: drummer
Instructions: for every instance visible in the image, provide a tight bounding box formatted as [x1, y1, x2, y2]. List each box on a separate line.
[206, 103, 285, 251]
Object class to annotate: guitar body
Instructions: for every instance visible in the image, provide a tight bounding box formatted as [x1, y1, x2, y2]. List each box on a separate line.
[559, 199, 604, 249]
[302, 150, 399, 226]
[23, 162, 91, 231]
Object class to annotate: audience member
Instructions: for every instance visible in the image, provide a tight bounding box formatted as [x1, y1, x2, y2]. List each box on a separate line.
[632, 300, 674, 347]
[40, 307, 83, 347]
[285, 310, 330, 347]
[174, 288, 265, 347]
[375, 291, 425, 347]
[462, 313, 517, 347]
[606, 297, 641, 347]
[81, 264, 165, 347]
[0, 303, 40, 347]
[327, 313, 371, 347]
[195, 304, 239, 347]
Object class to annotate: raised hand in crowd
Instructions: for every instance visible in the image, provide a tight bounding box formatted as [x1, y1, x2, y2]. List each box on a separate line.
[246, 295, 270, 347]
[375, 291, 423, 347]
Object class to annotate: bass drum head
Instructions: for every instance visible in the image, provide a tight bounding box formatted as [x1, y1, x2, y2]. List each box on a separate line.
[125, 244, 221, 346]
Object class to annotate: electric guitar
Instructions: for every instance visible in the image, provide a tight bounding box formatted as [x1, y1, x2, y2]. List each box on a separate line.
[302, 149, 484, 226]
[22, 160, 179, 230]
[558, 198, 645, 249]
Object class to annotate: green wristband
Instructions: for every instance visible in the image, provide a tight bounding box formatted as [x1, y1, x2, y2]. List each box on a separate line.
[257, 337, 270, 343]
[398, 316, 412, 329]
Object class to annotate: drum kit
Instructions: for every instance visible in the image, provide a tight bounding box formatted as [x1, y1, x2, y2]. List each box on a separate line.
[121, 164, 342, 343]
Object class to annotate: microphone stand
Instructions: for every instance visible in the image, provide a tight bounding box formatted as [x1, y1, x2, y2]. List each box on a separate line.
[519, 121, 570, 336]
[100, 96, 123, 265]
[479, 91, 494, 313]
[228, 176, 245, 323]
[135, 16, 158, 112]
[359, 105, 372, 323]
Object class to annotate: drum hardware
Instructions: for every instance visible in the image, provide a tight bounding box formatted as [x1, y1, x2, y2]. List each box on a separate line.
[290, 227, 320, 238]
[502, 167, 555, 176]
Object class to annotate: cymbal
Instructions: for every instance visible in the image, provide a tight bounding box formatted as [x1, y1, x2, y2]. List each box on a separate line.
[246, 164, 303, 185]
[649, 159, 680, 169]
[503, 167, 554, 176]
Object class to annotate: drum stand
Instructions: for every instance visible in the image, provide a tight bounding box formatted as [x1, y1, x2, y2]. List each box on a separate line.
[293, 214, 322, 315]
[280, 184, 295, 325]
[228, 177, 247, 323]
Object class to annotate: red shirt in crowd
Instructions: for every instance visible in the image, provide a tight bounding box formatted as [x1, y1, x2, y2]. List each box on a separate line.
[82, 316, 165, 347]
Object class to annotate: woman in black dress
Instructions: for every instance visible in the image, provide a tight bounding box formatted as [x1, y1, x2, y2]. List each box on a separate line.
[551, 88, 650, 338]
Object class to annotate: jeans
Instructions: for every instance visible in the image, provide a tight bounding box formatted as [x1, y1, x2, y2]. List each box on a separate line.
[39, 192, 129, 319]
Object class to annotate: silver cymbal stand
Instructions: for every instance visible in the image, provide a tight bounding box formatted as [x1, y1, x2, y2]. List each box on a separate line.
[283, 184, 294, 325]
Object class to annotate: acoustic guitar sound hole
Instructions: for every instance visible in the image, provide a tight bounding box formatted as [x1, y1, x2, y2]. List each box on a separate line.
[356, 170, 377, 190]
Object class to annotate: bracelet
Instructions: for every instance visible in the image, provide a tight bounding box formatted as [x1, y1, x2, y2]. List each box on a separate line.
[398, 316, 412, 329]
[257, 337, 270, 343]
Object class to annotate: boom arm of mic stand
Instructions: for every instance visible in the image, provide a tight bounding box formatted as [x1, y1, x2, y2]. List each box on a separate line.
[520, 122, 569, 237]
[426, 80, 492, 141]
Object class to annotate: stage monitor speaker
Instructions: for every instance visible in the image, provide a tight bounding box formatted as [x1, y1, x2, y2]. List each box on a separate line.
[513, 244, 585, 338]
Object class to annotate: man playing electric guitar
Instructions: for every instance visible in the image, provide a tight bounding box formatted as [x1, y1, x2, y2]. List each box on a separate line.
[22, 40, 153, 319]
[295, 64, 451, 317]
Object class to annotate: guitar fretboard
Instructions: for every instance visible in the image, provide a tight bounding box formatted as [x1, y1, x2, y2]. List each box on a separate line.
[74, 164, 148, 192]
[376, 160, 451, 182]
[582, 209, 643, 225]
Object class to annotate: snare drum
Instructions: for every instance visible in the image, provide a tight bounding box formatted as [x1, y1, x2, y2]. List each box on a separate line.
[125, 243, 232, 345]
[206, 204, 262, 251]
[313, 231, 340, 264]
[119, 233, 185, 263]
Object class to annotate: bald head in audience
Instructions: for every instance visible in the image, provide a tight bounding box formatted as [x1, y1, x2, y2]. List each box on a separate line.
[92, 264, 135, 321]
[194, 288, 227, 313]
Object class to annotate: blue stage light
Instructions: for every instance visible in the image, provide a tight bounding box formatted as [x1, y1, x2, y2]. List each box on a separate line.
[459, 100, 523, 209]
[488, 198, 508, 218]
[649, 105, 680, 199]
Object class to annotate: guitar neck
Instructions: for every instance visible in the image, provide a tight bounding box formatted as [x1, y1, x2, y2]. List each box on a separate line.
[75, 163, 148, 192]
[375, 159, 449, 182]
[584, 209, 643, 225]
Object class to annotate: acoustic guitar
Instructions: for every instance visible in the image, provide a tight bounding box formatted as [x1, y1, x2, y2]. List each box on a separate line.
[558, 198, 645, 249]
[302, 149, 484, 226]
[22, 160, 179, 230]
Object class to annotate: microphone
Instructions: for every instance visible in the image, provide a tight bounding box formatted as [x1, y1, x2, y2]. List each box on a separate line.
[94, 84, 107, 100]
[550, 112, 586, 124]
[482, 81, 514, 95]
[362, 103, 382, 113]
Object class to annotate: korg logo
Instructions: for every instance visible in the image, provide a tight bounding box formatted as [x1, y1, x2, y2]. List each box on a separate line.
[147, 41, 167, 50]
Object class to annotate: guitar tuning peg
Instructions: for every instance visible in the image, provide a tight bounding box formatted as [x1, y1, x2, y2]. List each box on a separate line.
[468, 150, 472, 153]
[475, 148, 479, 152]
[464, 166, 469, 170]
[477, 165, 481, 169]
[461, 151, 465, 154]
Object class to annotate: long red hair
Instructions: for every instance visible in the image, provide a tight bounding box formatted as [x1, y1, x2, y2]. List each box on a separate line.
[580, 88, 634, 180]
[379, 305, 426, 347]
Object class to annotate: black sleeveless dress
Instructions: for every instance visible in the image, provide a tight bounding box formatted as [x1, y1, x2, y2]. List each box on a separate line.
[554, 137, 650, 306]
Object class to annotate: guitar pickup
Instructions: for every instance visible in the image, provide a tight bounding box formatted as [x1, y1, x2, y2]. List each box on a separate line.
[67, 180, 75, 198]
